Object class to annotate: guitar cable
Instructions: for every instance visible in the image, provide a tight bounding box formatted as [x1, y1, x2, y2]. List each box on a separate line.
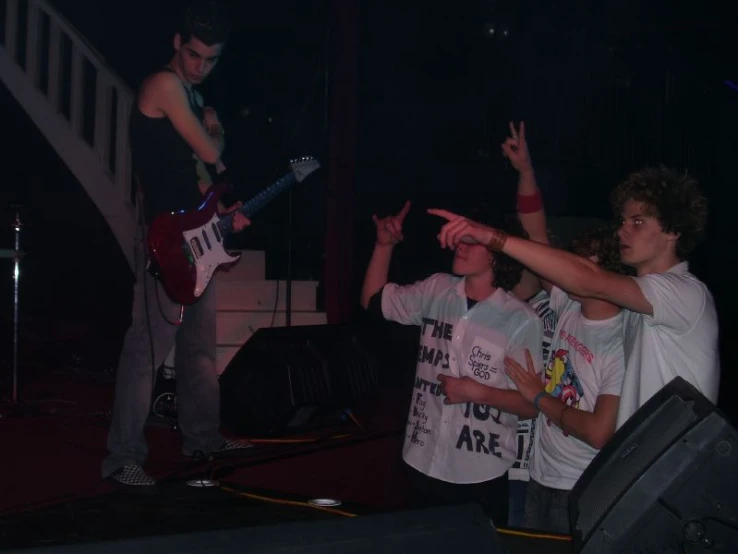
[141, 229, 184, 398]
[154, 281, 185, 327]
[135, 184, 177, 399]
[136, 196, 159, 397]
[269, 275, 279, 328]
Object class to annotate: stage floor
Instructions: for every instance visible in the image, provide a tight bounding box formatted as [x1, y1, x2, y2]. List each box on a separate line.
[0, 364, 572, 553]
[0, 480, 572, 554]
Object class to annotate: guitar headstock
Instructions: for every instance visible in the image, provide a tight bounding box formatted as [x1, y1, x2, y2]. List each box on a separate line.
[289, 156, 321, 183]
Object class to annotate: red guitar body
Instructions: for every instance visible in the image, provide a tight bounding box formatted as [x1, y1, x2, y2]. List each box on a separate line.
[147, 183, 240, 305]
[145, 156, 320, 305]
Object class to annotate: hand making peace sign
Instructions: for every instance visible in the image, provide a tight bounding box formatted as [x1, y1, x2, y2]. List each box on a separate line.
[501, 121, 533, 175]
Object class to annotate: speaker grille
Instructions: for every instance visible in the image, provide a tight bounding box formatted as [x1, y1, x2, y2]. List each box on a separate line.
[280, 341, 332, 405]
[329, 335, 380, 399]
[219, 325, 380, 436]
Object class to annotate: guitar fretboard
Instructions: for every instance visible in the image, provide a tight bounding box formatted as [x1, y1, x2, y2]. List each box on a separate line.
[216, 172, 298, 236]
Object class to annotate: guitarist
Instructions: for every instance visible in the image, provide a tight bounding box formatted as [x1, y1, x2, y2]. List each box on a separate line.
[102, 1, 251, 493]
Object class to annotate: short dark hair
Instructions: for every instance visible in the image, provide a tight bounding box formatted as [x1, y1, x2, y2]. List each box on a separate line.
[610, 167, 708, 260]
[179, 1, 231, 46]
[570, 225, 627, 274]
[467, 207, 528, 292]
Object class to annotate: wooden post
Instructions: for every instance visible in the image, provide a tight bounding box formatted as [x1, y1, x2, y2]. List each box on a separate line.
[4, 0, 18, 62]
[94, 71, 110, 166]
[70, 43, 83, 134]
[47, 19, 61, 111]
[25, 0, 39, 87]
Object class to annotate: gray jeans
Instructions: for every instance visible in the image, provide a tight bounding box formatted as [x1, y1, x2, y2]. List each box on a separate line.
[102, 231, 224, 477]
[523, 478, 571, 535]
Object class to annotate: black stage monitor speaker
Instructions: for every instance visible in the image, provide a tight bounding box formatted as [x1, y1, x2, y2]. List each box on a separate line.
[220, 324, 380, 436]
[569, 377, 738, 554]
[2, 504, 507, 554]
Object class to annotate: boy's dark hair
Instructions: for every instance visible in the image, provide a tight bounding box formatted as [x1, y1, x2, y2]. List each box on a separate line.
[179, 1, 231, 46]
[610, 167, 708, 260]
[570, 225, 627, 274]
[467, 207, 528, 292]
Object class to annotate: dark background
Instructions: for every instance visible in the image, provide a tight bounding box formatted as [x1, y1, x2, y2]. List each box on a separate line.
[0, 0, 736, 417]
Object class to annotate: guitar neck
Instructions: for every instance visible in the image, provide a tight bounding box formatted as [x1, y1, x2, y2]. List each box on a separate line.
[217, 172, 298, 236]
[242, 172, 298, 217]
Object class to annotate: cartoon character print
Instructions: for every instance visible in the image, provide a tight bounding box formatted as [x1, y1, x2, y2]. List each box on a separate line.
[543, 349, 584, 435]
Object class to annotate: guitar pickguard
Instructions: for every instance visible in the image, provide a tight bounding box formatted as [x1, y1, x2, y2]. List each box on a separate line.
[181, 213, 239, 298]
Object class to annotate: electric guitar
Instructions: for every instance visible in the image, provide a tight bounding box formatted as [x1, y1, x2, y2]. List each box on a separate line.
[147, 157, 320, 305]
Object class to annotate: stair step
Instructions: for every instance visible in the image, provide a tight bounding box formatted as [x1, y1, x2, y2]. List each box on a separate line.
[162, 312, 328, 373]
[216, 310, 328, 345]
[215, 280, 319, 312]
[214, 250, 265, 281]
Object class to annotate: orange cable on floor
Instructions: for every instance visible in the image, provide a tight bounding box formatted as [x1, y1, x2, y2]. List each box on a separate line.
[496, 527, 572, 541]
[245, 432, 353, 445]
[219, 485, 358, 518]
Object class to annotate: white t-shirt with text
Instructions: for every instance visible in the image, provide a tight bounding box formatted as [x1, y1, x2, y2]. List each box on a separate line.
[382, 273, 543, 484]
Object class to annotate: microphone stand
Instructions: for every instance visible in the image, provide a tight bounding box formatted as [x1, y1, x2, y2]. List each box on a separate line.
[285, 189, 293, 327]
[12, 208, 21, 404]
[1, 206, 40, 418]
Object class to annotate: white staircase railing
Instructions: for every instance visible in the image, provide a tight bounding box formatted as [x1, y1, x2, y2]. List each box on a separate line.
[0, 0, 137, 268]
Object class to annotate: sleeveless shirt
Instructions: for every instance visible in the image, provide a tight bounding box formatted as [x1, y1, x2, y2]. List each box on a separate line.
[130, 67, 205, 223]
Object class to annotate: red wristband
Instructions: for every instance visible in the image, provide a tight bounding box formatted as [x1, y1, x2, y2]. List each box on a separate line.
[517, 192, 543, 214]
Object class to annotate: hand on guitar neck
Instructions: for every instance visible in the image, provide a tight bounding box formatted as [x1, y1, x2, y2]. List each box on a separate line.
[219, 201, 249, 231]
[196, 157, 250, 232]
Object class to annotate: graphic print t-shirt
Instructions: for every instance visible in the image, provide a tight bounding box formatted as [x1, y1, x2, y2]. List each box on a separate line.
[529, 287, 625, 490]
[382, 273, 543, 484]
